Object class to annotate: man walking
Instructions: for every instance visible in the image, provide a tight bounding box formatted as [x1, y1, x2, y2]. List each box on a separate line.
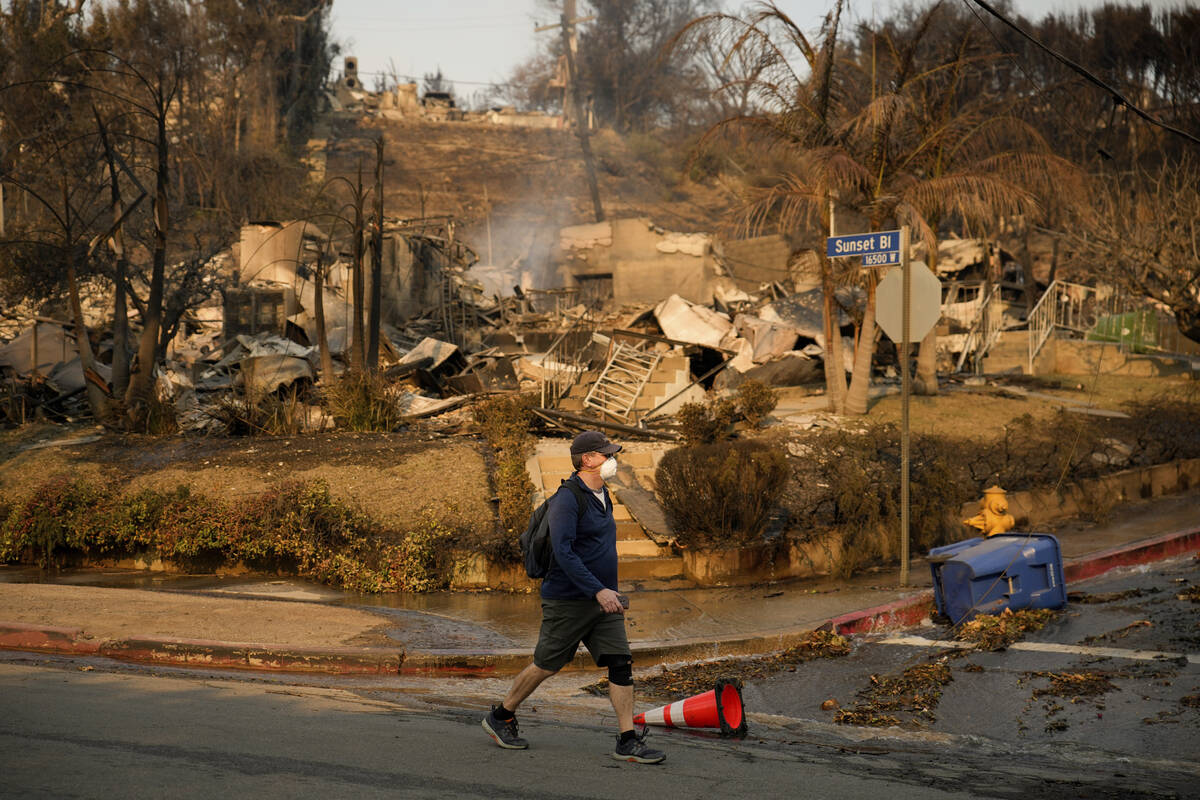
[482, 430, 666, 764]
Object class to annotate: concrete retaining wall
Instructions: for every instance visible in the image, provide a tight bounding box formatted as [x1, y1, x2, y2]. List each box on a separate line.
[968, 457, 1200, 529]
[685, 457, 1200, 588]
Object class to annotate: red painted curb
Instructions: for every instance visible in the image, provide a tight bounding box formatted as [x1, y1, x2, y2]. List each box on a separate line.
[0, 622, 102, 655]
[825, 592, 935, 637]
[1063, 526, 1200, 583]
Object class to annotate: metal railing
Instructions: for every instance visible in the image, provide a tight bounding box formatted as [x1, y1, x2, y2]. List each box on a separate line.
[1027, 280, 1118, 374]
[954, 283, 1005, 373]
[538, 312, 597, 409]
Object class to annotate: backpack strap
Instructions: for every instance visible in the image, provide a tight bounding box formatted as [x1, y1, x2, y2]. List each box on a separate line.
[559, 477, 589, 517]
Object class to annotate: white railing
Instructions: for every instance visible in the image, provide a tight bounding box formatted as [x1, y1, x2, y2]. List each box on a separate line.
[1027, 280, 1112, 374]
[954, 283, 1005, 373]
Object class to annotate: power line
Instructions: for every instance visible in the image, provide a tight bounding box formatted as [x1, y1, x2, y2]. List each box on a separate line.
[965, 0, 1200, 148]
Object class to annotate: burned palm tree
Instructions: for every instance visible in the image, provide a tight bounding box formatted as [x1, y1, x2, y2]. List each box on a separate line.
[674, 1, 1076, 410]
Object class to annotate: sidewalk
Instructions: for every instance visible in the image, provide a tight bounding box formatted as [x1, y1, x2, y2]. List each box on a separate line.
[2, 491, 1197, 676]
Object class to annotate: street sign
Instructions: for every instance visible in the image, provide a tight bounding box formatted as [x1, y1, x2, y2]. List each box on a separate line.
[826, 230, 902, 262]
[875, 261, 942, 343]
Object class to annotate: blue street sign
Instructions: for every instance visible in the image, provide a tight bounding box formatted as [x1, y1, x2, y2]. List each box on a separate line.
[826, 230, 902, 260]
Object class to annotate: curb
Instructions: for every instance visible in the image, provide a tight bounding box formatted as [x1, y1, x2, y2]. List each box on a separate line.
[0, 626, 404, 675]
[2, 526, 1197, 676]
[0, 622, 102, 656]
[1063, 525, 1200, 583]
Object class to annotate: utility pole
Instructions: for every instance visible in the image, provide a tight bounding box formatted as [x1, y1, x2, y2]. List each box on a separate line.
[537, 1, 604, 222]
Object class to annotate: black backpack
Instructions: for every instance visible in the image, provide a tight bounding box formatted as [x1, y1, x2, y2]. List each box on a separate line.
[519, 479, 589, 579]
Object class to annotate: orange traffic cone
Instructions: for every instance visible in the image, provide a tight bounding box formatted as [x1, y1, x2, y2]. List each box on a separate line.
[633, 678, 747, 738]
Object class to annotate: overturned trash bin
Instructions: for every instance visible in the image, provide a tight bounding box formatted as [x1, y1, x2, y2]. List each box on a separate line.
[928, 533, 1067, 625]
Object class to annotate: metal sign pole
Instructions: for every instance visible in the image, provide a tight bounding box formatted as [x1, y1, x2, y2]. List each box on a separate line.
[899, 225, 911, 587]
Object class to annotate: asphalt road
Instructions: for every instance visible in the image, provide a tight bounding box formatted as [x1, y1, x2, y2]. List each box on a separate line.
[0, 557, 1196, 799]
[743, 554, 1200, 797]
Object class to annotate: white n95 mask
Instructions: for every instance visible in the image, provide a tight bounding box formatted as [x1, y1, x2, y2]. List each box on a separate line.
[599, 456, 618, 481]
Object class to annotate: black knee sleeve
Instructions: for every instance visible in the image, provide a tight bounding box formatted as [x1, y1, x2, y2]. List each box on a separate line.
[607, 658, 633, 687]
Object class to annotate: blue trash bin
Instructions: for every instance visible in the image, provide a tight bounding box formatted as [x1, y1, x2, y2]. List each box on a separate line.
[928, 533, 1067, 624]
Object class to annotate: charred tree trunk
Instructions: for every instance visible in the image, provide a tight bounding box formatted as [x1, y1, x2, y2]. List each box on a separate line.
[98, 124, 131, 400]
[314, 250, 335, 382]
[367, 137, 384, 371]
[350, 158, 366, 372]
[126, 108, 170, 419]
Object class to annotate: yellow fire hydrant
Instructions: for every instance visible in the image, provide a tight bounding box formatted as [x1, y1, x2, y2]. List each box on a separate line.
[963, 485, 1016, 536]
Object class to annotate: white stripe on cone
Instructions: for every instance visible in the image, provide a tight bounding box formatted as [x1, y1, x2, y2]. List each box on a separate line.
[637, 698, 688, 727]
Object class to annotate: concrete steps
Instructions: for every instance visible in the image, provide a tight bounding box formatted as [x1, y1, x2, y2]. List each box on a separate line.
[982, 330, 1029, 374]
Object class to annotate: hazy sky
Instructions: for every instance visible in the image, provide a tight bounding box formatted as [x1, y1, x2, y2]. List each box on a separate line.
[329, 1, 1185, 98]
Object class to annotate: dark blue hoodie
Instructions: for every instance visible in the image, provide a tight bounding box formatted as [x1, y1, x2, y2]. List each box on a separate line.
[540, 473, 617, 600]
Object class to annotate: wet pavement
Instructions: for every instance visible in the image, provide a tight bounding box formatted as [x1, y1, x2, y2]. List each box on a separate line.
[742, 554, 1200, 767]
[0, 490, 1196, 654]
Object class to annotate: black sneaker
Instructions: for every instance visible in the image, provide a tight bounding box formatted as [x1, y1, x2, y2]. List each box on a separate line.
[482, 705, 528, 750]
[612, 729, 666, 764]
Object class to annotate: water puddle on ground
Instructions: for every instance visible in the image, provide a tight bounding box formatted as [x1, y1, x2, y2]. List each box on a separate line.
[0, 566, 539, 650]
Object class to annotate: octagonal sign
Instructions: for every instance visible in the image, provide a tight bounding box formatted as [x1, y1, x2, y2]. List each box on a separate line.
[875, 261, 942, 343]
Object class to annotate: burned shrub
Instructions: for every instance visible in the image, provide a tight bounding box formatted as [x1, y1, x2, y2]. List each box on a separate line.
[207, 388, 308, 436]
[322, 370, 404, 432]
[676, 383, 779, 444]
[735, 379, 778, 427]
[656, 440, 788, 549]
[786, 424, 973, 577]
[1114, 390, 1200, 466]
[473, 394, 537, 555]
[676, 396, 738, 445]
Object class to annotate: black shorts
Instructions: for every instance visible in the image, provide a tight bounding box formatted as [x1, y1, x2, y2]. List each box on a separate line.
[532, 598, 632, 672]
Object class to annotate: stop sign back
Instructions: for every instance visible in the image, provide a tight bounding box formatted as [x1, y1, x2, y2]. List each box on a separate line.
[875, 261, 942, 343]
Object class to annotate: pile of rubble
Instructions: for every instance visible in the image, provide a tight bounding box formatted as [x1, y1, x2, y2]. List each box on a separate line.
[0, 212, 877, 436]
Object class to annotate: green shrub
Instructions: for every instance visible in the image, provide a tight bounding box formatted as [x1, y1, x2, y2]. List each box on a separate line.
[322, 370, 404, 432]
[655, 440, 789, 549]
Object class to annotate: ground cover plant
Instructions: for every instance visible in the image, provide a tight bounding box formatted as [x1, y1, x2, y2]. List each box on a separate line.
[0, 477, 464, 593]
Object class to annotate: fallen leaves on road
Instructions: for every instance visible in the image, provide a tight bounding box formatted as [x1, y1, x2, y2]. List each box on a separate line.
[955, 607, 1059, 651]
[582, 630, 851, 701]
[833, 659, 954, 729]
[1181, 694, 1200, 708]
[1176, 584, 1200, 603]
[1029, 670, 1118, 700]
